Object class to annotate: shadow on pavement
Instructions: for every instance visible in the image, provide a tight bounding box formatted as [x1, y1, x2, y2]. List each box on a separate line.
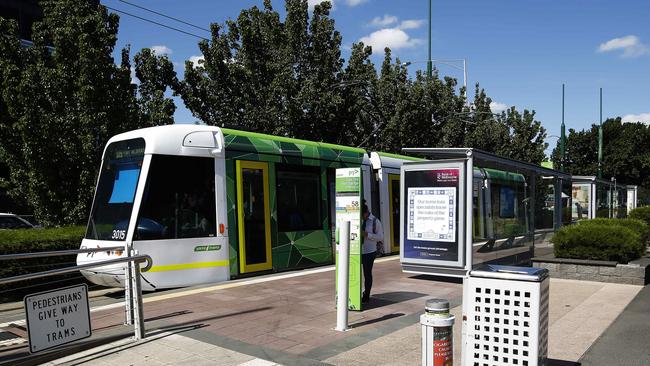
[410, 274, 463, 284]
[547, 359, 581, 366]
[350, 313, 405, 328]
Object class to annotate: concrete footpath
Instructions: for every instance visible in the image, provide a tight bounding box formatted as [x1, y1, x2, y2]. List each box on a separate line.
[0, 257, 643, 366]
[579, 284, 650, 365]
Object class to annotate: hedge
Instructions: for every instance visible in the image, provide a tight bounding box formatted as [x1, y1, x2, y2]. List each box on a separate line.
[552, 223, 645, 263]
[630, 206, 650, 227]
[579, 218, 649, 242]
[0, 226, 86, 300]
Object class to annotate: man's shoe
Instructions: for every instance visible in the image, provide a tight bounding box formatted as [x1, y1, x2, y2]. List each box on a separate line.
[361, 292, 370, 303]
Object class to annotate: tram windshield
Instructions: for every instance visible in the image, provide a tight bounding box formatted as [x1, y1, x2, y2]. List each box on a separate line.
[85, 138, 145, 241]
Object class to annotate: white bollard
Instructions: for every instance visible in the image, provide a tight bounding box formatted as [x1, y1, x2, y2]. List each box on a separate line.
[421, 298, 455, 366]
[335, 221, 350, 332]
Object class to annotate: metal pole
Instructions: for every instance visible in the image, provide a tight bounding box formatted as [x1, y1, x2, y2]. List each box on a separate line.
[124, 242, 134, 326]
[335, 221, 350, 332]
[427, 0, 432, 78]
[560, 84, 566, 172]
[131, 249, 146, 340]
[598, 88, 603, 178]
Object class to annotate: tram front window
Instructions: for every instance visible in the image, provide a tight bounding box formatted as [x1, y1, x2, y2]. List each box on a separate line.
[135, 155, 216, 240]
[86, 138, 145, 241]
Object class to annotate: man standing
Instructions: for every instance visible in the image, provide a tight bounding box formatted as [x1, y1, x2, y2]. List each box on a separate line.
[361, 204, 383, 303]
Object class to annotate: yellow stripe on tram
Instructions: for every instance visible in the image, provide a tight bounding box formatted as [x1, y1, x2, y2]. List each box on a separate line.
[147, 260, 230, 273]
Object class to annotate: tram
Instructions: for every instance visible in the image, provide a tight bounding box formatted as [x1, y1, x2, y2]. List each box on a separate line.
[77, 125, 536, 290]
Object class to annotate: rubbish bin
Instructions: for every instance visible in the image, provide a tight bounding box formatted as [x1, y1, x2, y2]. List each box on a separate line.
[463, 265, 549, 366]
[421, 298, 455, 366]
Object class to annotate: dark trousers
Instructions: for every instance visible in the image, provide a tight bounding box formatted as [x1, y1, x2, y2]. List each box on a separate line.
[362, 251, 377, 297]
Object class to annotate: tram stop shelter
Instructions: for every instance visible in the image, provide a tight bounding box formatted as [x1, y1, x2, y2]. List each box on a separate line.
[571, 175, 636, 221]
[398, 148, 571, 278]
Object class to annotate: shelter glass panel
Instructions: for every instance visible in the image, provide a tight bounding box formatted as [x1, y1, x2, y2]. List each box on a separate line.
[472, 166, 534, 269]
[561, 179, 572, 225]
[595, 183, 610, 218]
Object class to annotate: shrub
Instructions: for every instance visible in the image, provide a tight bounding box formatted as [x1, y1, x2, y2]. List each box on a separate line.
[552, 224, 645, 263]
[630, 206, 650, 227]
[579, 218, 649, 242]
[0, 226, 86, 300]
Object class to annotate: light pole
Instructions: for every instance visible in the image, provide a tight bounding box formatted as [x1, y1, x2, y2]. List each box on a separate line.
[560, 84, 566, 172]
[598, 88, 603, 178]
[427, 0, 432, 78]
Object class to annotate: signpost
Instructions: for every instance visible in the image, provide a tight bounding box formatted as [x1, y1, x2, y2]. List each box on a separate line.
[335, 168, 363, 311]
[24, 284, 91, 353]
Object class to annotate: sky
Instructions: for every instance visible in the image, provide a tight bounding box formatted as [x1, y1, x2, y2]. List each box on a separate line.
[103, 0, 650, 154]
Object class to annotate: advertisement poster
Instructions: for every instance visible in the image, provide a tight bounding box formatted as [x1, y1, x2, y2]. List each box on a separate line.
[335, 168, 362, 311]
[403, 168, 461, 263]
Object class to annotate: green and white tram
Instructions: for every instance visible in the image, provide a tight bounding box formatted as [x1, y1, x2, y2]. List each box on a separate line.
[77, 125, 416, 290]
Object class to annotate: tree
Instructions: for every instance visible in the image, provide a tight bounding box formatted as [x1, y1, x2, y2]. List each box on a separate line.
[552, 118, 650, 188]
[0, 0, 176, 226]
[498, 107, 547, 164]
[134, 48, 179, 127]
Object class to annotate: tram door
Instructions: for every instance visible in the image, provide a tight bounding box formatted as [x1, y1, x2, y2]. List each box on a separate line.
[236, 161, 272, 273]
[388, 174, 400, 253]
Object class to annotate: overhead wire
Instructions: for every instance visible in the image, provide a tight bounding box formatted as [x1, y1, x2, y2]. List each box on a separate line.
[117, 0, 211, 33]
[104, 5, 210, 41]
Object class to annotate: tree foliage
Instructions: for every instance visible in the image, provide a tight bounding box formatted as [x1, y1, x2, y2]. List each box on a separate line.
[0, 0, 176, 226]
[552, 118, 650, 188]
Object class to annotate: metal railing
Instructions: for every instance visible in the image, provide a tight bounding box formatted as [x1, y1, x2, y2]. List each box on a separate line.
[0, 247, 152, 342]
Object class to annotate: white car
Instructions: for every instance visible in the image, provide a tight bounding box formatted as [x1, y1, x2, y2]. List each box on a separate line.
[0, 213, 35, 229]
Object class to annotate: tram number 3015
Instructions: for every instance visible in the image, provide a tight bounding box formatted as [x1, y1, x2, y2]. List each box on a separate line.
[111, 230, 126, 240]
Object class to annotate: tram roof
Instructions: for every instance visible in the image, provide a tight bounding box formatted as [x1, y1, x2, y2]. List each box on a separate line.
[401, 147, 572, 180]
[221, 128, 367, 164]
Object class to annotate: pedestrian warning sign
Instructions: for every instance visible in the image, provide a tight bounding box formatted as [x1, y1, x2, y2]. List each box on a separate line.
[24, 284, 91, 353]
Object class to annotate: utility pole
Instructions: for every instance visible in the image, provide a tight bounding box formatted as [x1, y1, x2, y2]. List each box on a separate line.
[427, 0, 432, 78]
[598, 88, 603, 178]
[560, 84, 566, 172]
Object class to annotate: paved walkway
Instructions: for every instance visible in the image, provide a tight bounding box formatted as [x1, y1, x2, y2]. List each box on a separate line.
[0, 257, 643, 365]
[579, 284, 650, 365]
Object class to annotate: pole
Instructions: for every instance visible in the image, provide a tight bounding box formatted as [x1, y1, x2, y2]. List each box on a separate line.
[598, 88, 603, 178]
[335, 221, 350, 332]
[560, 83, 566, 172]
[131, 249, 145, 340]
[463, 59, 468, 106]
[427, 0, 432, 78]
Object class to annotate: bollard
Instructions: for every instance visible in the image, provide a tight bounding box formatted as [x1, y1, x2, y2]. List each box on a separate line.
[335, 221, 350, 332]
[421, 298, 455, 366]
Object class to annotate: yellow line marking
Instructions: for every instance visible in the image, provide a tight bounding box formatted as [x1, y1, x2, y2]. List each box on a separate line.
[143, 255, 400, 304]
[147, 260, 230, 273]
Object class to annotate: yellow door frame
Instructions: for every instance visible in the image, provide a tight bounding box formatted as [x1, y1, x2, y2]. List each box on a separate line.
[236, 160, 272, 273]
[388, 174, 400, 253]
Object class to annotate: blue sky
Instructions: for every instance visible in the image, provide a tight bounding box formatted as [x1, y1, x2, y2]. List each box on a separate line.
[104, 0, 650, 154]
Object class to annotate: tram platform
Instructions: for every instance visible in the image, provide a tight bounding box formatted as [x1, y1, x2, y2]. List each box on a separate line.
[2, 256, 643, 365]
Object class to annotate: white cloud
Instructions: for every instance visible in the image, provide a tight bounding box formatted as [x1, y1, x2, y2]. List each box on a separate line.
[622, 113, 650, 124]
[490, 102, 510, 113]
[308, 0, 334, 10]
[151, 45, 172, 56]
[344, 0, 366, 5]
[597, 35, 650, 58]
[129, 66, 139, 85]
[359, 28, 422, 51]
[189, 55, 205, 68]
[399, 19, 425, 30]
[369, 14, 398, 28]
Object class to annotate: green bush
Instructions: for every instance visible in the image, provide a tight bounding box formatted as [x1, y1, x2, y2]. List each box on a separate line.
[579, 218, 650, 242]
[630, 206, 650, 227]
[552, 223, 645, 263]
[0, 226, 86, 300]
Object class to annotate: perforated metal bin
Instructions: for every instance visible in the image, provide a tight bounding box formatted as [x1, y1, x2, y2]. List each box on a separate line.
[462, 265, 549, 366]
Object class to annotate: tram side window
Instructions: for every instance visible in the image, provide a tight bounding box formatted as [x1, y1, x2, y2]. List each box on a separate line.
[135, 155, 216, 240]
[276, 165, 322, 232]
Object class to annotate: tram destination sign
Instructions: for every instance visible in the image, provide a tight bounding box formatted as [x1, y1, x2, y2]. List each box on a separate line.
[24, 284, 91, 353]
